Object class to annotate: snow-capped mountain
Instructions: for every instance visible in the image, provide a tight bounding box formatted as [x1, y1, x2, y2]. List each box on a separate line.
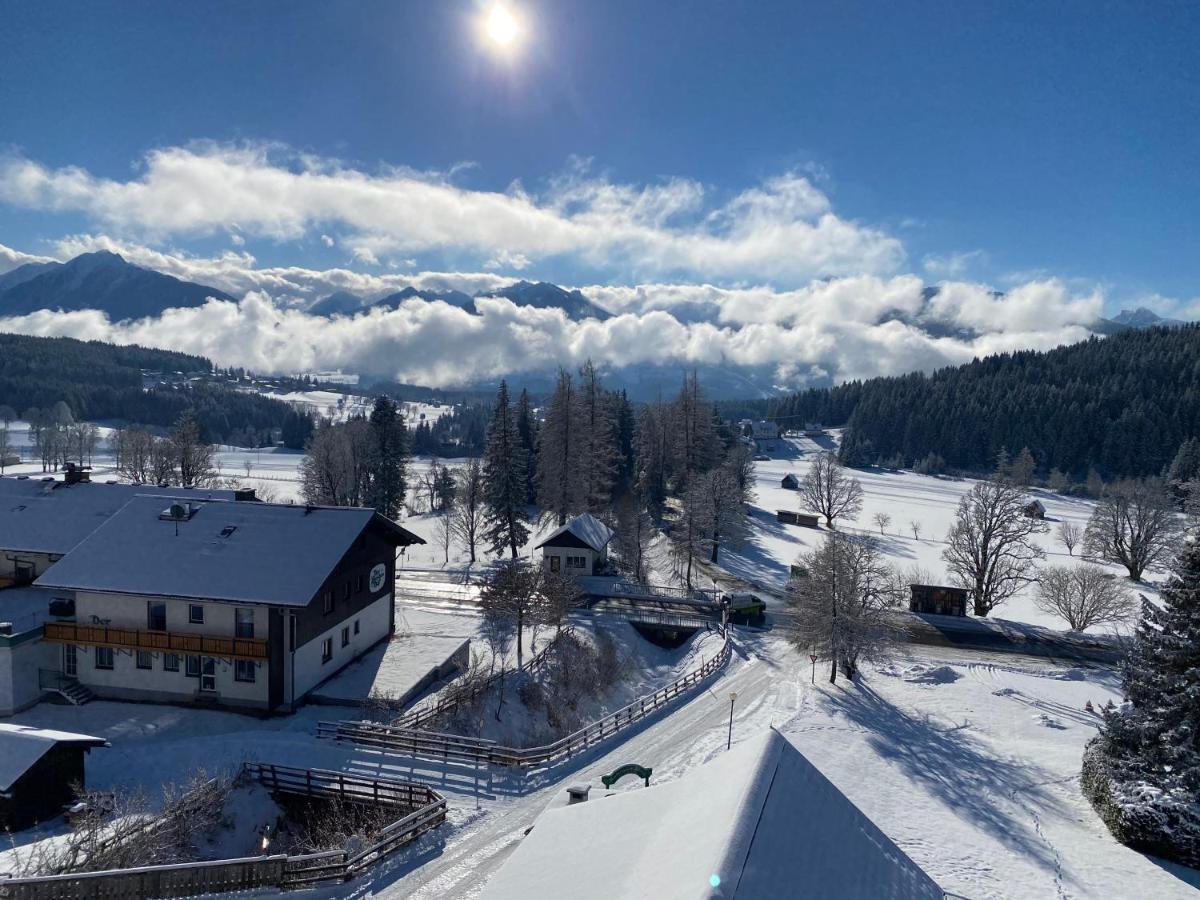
[0, 251, 234, 320]
[1092, 307, 1185, 333]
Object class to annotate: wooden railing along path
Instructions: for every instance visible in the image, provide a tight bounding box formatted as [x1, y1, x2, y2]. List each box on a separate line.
[319, 633, 732, 771]
[387, 626, 569, 731]
[0, 765, 447, 900]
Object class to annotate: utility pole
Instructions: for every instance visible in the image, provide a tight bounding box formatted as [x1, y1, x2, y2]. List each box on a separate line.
[727, 691, 738, 750]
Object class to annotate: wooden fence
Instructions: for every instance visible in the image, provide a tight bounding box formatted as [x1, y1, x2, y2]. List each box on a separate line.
[0, 766, 447, 900]
[319, 636, 731, 771]
[388, 626, 570, 731]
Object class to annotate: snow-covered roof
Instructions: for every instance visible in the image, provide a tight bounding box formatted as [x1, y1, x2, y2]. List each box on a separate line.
[0, 585, 54, 634]
[535, 512, 615, 552]
[35, 496, 422, 607]
[0, 724, 107, 792]
[0, 477, 240, 556]
[479, 729, 941, 900]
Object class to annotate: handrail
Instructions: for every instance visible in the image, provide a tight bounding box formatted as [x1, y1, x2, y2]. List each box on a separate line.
[321, 635, 732, 770]
[42, 620, 268, 661]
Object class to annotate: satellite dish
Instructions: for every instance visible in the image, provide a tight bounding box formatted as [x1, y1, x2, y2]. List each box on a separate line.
[169, 503, 187, 520]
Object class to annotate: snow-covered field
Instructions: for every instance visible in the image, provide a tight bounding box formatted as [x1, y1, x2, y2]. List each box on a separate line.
[723, 435, 1152, 632]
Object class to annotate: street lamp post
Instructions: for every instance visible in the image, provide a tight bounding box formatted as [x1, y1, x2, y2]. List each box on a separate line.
[727, 691, 738, 750]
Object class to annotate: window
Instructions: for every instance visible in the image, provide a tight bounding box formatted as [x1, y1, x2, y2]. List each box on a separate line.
[341, 626, 350, 648]
[147, 601, 167, 631]
[235, 608, 254, 639]
[164, 653, 180, 672]
[136, 650, 153, 670]
[321, 637, 333, 663]
[95, 647, 114, 670]
[189, 604, 204, 624]
[342, 581, 351, 601]
[566, 555, 587, 569]
[353, 619, 360, 635]
[549, 556, 561, 573]
[185, 655, 201, 678]
[234, 660, 256, 683]
[200, 657, 216, 692]
[354, 574, 364, 593]
[323, 591, 334, 614]
[63, 645, 77, 677]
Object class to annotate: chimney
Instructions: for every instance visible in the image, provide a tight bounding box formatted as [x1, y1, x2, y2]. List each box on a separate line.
[565, 783, 591, 805]
[63, 463, 91, 485]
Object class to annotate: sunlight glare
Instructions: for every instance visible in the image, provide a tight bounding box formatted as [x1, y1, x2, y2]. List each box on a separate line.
[485, 4, 521, 48]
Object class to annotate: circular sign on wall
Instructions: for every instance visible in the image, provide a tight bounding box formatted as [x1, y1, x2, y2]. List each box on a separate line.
[369, 563, 387, 594]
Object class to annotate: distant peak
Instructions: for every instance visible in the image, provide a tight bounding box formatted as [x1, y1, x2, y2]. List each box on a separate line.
[68, 250, 128, 269]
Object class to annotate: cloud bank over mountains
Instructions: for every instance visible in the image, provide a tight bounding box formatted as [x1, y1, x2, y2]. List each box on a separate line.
[0, 142, 1175, 391]
[0, 237, 1103, 390]
[0, 144, 902, 284]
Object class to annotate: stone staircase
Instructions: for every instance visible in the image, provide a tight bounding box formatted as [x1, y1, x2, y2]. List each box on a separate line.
[38, 670, 97, 705]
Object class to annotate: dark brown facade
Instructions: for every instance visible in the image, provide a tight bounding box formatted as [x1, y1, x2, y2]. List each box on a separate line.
[909, 584, 969, 617]
[0, 743, 96, 832]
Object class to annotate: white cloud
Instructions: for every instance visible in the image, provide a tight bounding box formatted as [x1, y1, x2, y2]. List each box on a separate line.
[484, 250, 532, 271]
[0, 144, 904, 285]
[320, 234, 335, 247]
[0, 235, 1107, 390]
[351, 247, 380, 266]
[922, 249, 986, 278]
[0, 243, 55, 275]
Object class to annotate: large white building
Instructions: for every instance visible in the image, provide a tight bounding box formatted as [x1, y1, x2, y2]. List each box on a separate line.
[0, 474, 423, 714]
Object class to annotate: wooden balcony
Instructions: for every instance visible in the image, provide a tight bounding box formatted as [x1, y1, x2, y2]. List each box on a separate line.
[42, 621, 269, 661]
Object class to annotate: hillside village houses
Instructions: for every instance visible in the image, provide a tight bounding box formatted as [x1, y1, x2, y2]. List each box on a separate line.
[0, 471, 422, 715]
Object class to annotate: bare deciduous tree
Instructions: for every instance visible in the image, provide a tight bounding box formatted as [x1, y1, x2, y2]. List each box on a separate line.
[942, 479, 1047, 616]
[1083, 478, 1183, 580]
[1034, 564, 1137, 631]
[1057, 520, 1082, 556]
[799, 451, 864, 528]
[784, 533, 902, 683]
[615, 490, 653, 581]
[450, 458, 485, 564]
[873, 512, 892, 534]
[909, 520, 922, 541]
[171, 411, 216, 488]
[435, 510, 454, 566]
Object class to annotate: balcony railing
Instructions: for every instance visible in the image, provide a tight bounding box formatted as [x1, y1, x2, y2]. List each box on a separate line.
[42, 621, 268, 661]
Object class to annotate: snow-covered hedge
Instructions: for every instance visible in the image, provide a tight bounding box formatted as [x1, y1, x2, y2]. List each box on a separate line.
[1082, 734, 1200, 867]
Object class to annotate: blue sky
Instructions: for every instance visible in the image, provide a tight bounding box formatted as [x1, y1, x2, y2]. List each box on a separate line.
[0, 0, 1197, 333]
[2, 0, 1190, 303]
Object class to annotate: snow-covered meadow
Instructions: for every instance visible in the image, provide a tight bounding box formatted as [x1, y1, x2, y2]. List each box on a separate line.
[721, 435, 1152, 633]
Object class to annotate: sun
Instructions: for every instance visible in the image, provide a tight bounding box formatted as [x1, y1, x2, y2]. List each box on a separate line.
[483, 4, 521, 50]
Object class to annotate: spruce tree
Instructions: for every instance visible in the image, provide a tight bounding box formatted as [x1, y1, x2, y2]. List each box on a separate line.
[536, 369, 584, 526]
[1085, 537, 1200, 865]
[577, 360, 619, 514]
[483, 381, 530, 558]
[516, 388, 540, 504]
[365, 396, 408, 520]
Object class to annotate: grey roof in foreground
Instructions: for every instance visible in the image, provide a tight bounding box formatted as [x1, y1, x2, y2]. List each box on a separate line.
[35, 496, 422, 607]
[534, 512, 615, 552]
[0, 724, 107, 792]
[0, 477, 239, 556]
[480, 729, 941, 900]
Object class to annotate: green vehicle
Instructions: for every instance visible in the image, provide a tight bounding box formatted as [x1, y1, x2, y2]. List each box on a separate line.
[725, 593, 767, 626]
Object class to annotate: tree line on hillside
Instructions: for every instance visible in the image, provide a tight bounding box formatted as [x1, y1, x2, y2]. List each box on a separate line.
[0, 333, 314, 449]
[768, 325, 1200, 481]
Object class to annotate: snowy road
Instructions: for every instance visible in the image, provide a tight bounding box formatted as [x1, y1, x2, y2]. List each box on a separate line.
[344, 629, 1199, 900]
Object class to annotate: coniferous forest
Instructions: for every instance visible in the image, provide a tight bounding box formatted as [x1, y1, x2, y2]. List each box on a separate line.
[770, 325, 1200, 479]
[0, 332, 314, 448]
